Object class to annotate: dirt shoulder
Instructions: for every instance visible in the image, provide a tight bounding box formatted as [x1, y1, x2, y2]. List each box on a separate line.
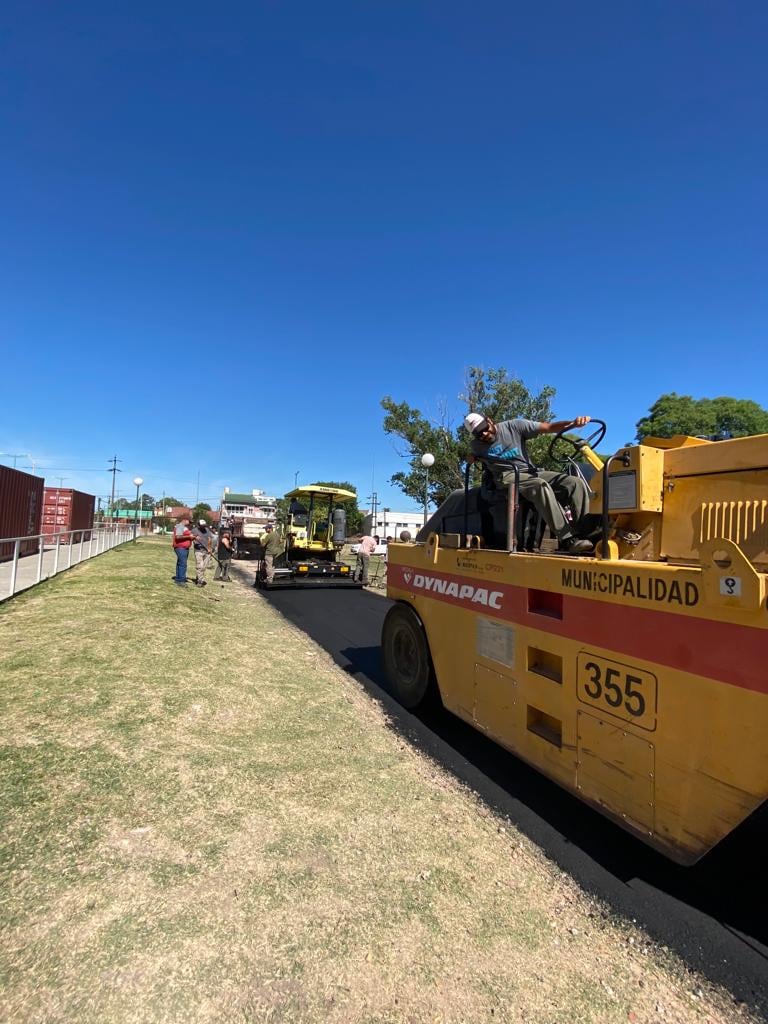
[0, 539, 756, 1024]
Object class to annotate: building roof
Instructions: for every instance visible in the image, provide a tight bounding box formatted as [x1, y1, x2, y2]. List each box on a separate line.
[222, 493, 275, 505]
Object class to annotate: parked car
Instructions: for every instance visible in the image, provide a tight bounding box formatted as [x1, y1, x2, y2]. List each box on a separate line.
[349, 540, 388, 556]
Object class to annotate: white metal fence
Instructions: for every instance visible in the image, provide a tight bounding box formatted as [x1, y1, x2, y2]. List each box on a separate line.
[0, 526, 134, 602]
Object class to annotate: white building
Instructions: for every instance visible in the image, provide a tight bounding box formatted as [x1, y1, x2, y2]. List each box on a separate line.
[220, 488, 278, 541]
[361, 509, 425, 539]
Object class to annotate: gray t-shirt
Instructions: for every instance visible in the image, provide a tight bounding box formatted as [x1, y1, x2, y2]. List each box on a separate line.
[470, 418, 541, 476]
[191, 526, 211, 550]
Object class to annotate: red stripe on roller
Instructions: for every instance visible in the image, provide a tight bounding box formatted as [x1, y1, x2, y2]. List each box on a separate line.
[389, 564, 767, 695]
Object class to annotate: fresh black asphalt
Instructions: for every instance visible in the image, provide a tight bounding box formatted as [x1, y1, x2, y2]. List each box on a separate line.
[248, 579, 767, 1013]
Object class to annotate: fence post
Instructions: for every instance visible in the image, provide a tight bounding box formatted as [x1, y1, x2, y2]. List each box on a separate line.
[36, 535, 45, 583]
[66, 532, 73, 569]
[9, 539, 20, 598]
[53, 535, 61, 576]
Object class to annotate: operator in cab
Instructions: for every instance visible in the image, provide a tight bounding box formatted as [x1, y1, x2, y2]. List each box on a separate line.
[465, 412, 593, 554]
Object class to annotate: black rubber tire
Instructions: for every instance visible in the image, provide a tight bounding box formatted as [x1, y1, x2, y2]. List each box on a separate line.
[381, 603, 436, 710]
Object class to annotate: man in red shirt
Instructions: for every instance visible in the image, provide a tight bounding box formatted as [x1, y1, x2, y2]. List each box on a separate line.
[172, 517, 194, 586]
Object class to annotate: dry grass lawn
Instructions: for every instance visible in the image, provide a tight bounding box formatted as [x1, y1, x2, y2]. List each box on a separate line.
[0, 538, 757, 1023]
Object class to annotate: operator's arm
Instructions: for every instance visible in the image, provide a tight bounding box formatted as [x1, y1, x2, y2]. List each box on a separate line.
[537, 416, 591, 434]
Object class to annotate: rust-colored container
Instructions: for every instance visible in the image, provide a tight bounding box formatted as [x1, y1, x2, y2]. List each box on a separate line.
[42, 488, 95, 544]
[0, 466, 44, 561]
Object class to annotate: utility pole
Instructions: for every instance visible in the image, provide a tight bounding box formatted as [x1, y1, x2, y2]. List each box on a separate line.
[107, 456, 122, 521]
[367, 491, 378, 535]
[195, 471, 200, 505]
[0, 452, 27, 469]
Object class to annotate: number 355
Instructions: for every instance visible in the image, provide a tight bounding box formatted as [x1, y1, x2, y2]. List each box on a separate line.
[577, 654, 657, 729]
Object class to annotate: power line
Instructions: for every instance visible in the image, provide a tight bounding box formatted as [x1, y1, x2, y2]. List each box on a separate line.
[21, 467, 111, 472]
[0, 452, 29, 469]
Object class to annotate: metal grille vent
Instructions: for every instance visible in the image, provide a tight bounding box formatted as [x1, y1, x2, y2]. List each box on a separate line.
[698, 500, 768, 545]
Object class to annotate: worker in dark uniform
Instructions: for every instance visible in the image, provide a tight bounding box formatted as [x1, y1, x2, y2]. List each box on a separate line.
[214, 530, 233, 581]
[261, 526, 284, 583]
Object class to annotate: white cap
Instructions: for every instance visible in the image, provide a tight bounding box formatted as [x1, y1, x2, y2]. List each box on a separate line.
[464, 412, 485, 434]
[199, 519, 206, 525]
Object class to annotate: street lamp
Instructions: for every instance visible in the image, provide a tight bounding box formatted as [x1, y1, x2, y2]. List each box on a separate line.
[421, 453, 435, 527]
[294, 470, 300, 488]
[132, 476, 144, 542]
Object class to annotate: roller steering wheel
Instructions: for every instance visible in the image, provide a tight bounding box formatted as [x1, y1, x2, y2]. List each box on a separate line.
[546, 418, 607, 469]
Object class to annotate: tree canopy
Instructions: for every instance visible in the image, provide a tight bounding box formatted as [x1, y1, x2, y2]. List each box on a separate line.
[192, 502, 213, 524]
[636, 393, 768, 441]
[382, 366, 559, 507]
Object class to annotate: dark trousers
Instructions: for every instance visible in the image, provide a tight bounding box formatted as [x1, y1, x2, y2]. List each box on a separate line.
[214, 557, 231, 580]
[356, 553, 370, 584]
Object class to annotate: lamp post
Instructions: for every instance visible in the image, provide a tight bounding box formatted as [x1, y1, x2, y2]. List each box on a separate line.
[421, 453, 435, 527]
[382, 507, 390, 540]
[132, 476, 144, 542]
[294, 470, 300, 488]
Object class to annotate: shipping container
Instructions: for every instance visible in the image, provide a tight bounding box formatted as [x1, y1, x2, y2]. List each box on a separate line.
[0, 466, 44, 561]
[41, 488, 95, 544]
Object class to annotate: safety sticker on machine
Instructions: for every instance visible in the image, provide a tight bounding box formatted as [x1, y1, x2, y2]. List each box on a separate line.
[476, 617, 515, 668]
[719, 575, 742, 596]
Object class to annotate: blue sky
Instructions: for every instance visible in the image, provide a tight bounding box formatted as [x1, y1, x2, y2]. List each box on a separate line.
[1, 1, 766, 511]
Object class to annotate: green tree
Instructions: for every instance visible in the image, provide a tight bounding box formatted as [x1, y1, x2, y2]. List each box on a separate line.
[382, 366, 558, 506]
[636, 393, 768, 441]
[192, 502, 213, 524]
